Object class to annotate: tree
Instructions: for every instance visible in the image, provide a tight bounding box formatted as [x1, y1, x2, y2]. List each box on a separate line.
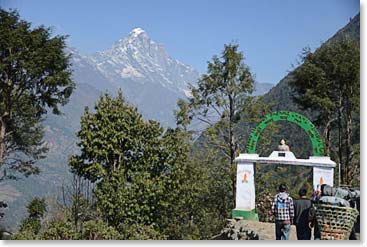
[26, 197, 47, 219]
[176, 44, 257, 207]
[59, 173, 95, 233]
[290, 36, 359, 185]
[40, 218, 79, 240]
[0, 9, 74, 179]
[12, 197, 47, 239]
[80, 220, 121, 240]
[69, 91, 216, 239]
[157, 132, 223, 239]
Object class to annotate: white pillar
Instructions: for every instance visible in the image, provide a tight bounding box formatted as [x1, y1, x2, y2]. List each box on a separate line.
[313, 166, 334, 192]
[235, 161, 256, 210]
[310, 156, 335, 193]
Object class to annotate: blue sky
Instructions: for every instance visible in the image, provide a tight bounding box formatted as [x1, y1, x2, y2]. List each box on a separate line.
[1, 0, 360, 84]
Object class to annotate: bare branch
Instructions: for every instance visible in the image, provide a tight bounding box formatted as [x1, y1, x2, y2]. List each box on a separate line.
[197, 117, 215, 127]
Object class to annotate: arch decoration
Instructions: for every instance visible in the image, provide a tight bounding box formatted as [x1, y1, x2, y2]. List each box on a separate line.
[246, 111, 325, 156]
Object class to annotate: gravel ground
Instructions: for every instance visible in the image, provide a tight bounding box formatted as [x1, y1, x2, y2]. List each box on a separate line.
[238, 220, 297, 240]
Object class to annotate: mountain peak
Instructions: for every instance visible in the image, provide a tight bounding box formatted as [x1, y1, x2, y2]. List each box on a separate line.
[91, 27, 199, 97]
[112, 27, 150, 49]
[129, 27, 147, 38]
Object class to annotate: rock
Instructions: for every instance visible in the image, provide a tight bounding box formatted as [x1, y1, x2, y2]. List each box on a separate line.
[225, 219, 236, 228]
[212, 219, 261, 240]
[212, 219, 297, 240]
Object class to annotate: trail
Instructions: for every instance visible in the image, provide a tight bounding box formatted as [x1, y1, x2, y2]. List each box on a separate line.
[238, 220, 297, 240]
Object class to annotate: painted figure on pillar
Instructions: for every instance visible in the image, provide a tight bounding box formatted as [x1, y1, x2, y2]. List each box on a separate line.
[243, 171, 249, 183]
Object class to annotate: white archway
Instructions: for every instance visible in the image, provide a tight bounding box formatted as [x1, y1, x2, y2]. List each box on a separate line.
[232, 151, 336, 220]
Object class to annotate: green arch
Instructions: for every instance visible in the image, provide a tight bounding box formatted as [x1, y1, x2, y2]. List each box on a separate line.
[246, 111, 325, 156]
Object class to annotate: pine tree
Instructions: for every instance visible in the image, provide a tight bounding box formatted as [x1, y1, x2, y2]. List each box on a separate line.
[0, 9, 74, 179]
[12, 197, 47, 239]
[175, 44, 257, 207]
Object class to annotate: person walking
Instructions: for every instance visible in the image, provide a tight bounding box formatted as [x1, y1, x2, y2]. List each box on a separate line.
[308, 205, 321, 239]
[293, 188, 312, 240]
[271, 184, 294, 240]
[309, 190, 321, 240]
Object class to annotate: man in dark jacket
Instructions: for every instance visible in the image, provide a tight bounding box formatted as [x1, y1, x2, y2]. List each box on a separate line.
[271, 184, 294, 240]
[309, 191, 321, 240]
[293, 188, 312, 240]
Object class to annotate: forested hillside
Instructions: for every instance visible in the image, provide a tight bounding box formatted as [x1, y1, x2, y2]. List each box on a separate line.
[263, 13, 359, 159]
[250, 13, 360, 206]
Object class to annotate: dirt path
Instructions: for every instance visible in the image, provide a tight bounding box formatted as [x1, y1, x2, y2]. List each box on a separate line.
[239, 220, 297, 240]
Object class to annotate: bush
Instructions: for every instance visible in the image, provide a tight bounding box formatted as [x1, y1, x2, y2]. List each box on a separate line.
[118, 223, 163, 240]
[81, 220, 121, 240]
[40, 219, 79, 240]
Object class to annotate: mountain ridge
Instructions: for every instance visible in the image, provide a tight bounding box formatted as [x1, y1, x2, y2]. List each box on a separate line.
[89, 27, 199, 96]
[258, 13, 360, 158]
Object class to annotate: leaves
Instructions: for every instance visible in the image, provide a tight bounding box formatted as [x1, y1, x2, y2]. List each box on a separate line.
[67, 91, 217, 239]
[0, 9, 75, 178]
[290, 36, 359, 183]
[11, 197, 47, 238]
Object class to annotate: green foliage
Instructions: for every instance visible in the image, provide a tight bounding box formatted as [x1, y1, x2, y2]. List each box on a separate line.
[11, 228, 37, 240]
[9, 90, 219, 239]
[118, 223, 161, 240]
[176, 43, 264, 215]
[349, 143, 360, 187]
[70, 91, 164, 183]
[0, 9, 74, 178]
[159, 144, 224, 239]
[15, 206, 121, 240]
[175, 44, 278, 232]
[81, 220, 121, 240]
[18, 218, 41, 235]
[69, 91, 221, 239]
[12, 197, 47, 239]
[176, 43, 255, 136]
[26, 197, 47, 219]
[256, 192, 274, 222]
[70, 91, 166, 226]
[290, 36, 359, 184]
[290, 36, 359, 125]
[40, 218, 79, 240]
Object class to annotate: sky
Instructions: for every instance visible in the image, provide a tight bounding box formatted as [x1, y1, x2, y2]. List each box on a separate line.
[1, 0, 360, 84]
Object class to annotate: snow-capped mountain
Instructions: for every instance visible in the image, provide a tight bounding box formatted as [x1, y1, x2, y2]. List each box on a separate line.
[67, 28, 273, 126]
[67, 28, 200, 126]
[89, 27, 199, 96]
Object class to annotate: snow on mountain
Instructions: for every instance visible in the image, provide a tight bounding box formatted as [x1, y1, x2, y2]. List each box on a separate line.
[66, 28, 272, 126]
[65, 28, 200, 126]
[89, 28, 199, 95]
[130, 27, 145, 37]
